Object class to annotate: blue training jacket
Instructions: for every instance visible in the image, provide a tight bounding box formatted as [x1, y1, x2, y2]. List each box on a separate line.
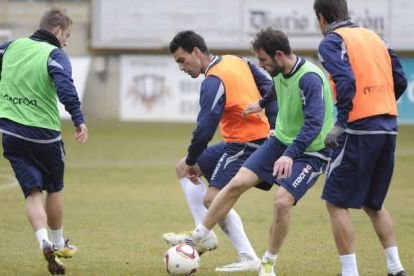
[259, 57, 330, 159]
[186, 55, 278, 165]
[0, 29, 85, 140]
[318, 21, 407, 132]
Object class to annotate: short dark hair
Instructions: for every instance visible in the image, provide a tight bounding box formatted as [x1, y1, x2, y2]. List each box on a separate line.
[251, 27, 292, 56]
[169, 30, 210, 55]
[314, 0, 350, 24]
[39, 6, 72, 31]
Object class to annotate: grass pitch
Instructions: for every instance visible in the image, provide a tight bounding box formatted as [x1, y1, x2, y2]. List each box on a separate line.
[0, 121, 413, 275]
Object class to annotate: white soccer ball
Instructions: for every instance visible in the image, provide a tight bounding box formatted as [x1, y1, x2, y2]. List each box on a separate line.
[164, 244, 200, 275]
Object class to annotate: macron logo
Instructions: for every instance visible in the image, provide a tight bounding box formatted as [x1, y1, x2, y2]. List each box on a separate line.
[292, 164, 312, 188]
[4, 94, 37, 107]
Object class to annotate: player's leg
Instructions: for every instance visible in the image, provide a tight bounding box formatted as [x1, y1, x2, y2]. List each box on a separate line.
[189, 169, 262, 260]
[176, 158, 207, 225]
[163, 143, 225, 245]
[177, 142, 225, 226]
[204, 185, 260, 272]
[45, 191, 63, 242]
[26, 188, 50, 245]
[197, 167, 261, 233]
[260, 154, 328, 276]
[202, 142, 263, 271]
[267, 187, 295, 254]
[322, 134, 359, 276]
[204, 186, 258, 261]
[2, 134, 65, 275]
[45, 191, 76, 259]
[39, 140, 76, 260]
[27, 189, 65, 275]
[325, 202, 357, 276]
[198, 137, 282, 232]
[322, 133, 379, 276]
[199, 136, 280, 275]
[363, 206, 404, 276]
[362, 134, 405, 276]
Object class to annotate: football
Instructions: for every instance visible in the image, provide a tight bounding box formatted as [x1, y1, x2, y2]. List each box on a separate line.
[164, 244, 200, 275]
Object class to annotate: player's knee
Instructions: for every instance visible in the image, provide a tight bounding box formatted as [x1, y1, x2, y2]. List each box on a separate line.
[325, 201, 337, 211]
[362, 205, 380, 217]
[274, 194, 294, 214]
[27, 187, 41, 197]
[175, 158, 186, 178]
[203, 188, 219, 208]
[203, 197, 212, 208]
[227, 176, 249, 196]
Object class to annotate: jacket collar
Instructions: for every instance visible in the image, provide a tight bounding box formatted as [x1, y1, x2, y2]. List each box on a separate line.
[325, 20, 355, 35]
[30, 29, 61, 48]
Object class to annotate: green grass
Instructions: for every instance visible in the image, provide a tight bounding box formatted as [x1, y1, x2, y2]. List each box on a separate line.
[0, 121, 413, 275]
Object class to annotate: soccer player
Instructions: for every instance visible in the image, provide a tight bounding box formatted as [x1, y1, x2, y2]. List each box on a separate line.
[164, 30, 278, 272]
[313, 0, 408, 275]
[180, 27, 334, 276]
[0, 7, 87, 275]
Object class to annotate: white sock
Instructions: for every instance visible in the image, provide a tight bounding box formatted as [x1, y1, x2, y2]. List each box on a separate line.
[50, 227, 65, 250]
[179, 177, 207, 226]
[339, 253, 359, 276]
[193, 223, 210, 241]
[35, 228, 50, 249]
[262, 250, 277, 262]
[218, 209, 258, 260]
[385, 246, 404, 274]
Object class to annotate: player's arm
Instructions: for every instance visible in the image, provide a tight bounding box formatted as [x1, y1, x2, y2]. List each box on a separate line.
[318, 34, 355, 129]
[242, 83, 278, 133]
[258, 87, 277, 107]
[283, 73, 325, 159]
[0, 41, 14, 82]
[382, 39, 408, 100]
[185, 76, 225, 166]
[48, 49, 87, 144]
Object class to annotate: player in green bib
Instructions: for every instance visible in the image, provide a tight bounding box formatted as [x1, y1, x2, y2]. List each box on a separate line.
[178, 28, 334, 276]
[0, 7, 87, 275]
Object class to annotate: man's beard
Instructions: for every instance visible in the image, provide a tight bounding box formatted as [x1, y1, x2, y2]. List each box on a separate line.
[269, 62, 283, 77]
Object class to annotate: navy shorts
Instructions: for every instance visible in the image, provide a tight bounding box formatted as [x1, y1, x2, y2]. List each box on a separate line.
[243, 136, 328, 203]
[197, 140, 264, 190]
[2, 134, 66, 198]
[322, 133, 396, 210]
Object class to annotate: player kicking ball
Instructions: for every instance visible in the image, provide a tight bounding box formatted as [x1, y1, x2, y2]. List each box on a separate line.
[177, 28, 334, 276]
[163, 30, 278, 272]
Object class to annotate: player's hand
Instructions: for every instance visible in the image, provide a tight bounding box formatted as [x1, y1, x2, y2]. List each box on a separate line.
[273, 156, 293, 179]
[324, 126, 345, 150]
[242, 101, 263, 119]
[268, 129, 275, 138]
[184, 164, 202, 184]
[75, 123, 88, 145]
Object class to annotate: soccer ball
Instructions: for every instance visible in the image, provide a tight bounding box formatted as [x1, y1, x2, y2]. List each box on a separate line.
[164, 244, 200, 275]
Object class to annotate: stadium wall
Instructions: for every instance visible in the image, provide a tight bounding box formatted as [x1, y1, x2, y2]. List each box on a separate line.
[1, 0, 414, 123]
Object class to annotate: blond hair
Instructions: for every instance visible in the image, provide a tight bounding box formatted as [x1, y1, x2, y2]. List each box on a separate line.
[39, 6, 72, 32]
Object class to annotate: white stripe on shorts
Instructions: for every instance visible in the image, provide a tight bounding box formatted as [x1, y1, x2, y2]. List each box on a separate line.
[327, 135, 349, 178]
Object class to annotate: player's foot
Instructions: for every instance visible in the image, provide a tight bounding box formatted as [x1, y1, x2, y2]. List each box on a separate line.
[189, 231, 218, 254]
[215, 253, 260, 272]
[42, 240, 65, 275]
[388, 270, 407, 276]
[163, 231, 194, 246]
[55, 239, 77, 259]
[258, 258, 276, 276]
[163, 230, 218, 254]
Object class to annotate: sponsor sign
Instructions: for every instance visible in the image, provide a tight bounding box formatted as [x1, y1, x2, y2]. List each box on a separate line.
[92, 0, 413, 51]
[120, 55, 202, 122]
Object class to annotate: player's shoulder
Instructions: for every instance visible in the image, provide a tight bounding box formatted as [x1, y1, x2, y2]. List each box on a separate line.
[49, 49, 71, 70]
[50, 48, 69, 60]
